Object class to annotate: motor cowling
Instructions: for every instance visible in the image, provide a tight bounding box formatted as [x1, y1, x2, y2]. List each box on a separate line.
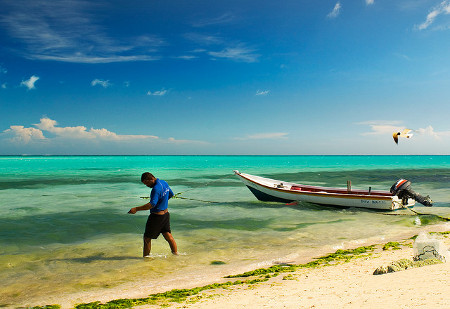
[390, 179, 433, 207]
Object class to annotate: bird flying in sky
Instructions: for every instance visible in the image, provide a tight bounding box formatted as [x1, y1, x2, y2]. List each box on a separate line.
[393, 129, 413, 145]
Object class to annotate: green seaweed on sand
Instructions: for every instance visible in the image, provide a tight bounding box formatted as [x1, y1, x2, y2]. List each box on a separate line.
[282, 274, 297, 280]
[225, 264, 298, 278]
[29, 306, 61, 309]
[302, 245, 375, 267]
[382, 242, 402, 250]
[210, 260, 226, 265]
[74, 278, 269, 309]
[226, 245, 375, 278]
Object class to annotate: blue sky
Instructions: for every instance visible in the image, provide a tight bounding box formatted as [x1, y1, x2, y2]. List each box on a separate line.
[1, 0, 450, 155]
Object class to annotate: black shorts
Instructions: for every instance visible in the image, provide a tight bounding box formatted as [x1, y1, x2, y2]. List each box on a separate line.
[144, 212, 171, 239]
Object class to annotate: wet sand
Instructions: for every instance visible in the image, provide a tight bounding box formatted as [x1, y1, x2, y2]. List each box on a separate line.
[21, 223, 449, 309]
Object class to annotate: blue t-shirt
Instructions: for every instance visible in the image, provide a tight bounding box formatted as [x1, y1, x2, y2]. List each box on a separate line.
[149, 179, 174, 213]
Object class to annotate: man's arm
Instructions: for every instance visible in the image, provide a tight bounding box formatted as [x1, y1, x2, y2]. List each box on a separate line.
[128, 202, 153, 214]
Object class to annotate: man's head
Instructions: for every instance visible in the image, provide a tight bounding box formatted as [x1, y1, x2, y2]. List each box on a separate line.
[141, 172, 156, 188]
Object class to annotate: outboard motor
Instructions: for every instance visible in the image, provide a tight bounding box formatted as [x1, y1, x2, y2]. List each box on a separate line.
[390, 179, 433, 207]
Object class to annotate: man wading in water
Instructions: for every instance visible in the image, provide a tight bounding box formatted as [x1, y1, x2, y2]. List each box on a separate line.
[128, 172, 178, 256]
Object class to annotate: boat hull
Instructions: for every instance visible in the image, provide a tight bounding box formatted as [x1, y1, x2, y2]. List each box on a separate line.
[235, 171, 414, 211]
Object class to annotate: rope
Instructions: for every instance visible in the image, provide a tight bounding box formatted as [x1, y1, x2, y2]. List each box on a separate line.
[139, 173, 235, 204]
[140, 194, 224, 204]
[380, 207, 450, 221]
[174, 174, 235, 196]
[405, 207, 450, 221]
[172, 196, 222, 204]
[137, 173, 450, 221]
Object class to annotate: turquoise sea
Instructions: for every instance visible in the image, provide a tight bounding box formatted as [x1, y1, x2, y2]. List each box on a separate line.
[1, 155, 449, 307]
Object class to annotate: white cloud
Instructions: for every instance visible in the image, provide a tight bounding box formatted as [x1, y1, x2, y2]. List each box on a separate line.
[147, 89, 167, 96]
[2, 118, 212, 150]
[360, 123, 402, 136]
[208, 45, 259, 63]
[184, 33, 224, 45]
[327, 2, 342, 19]
[33, 54, 159, 64]
[20, 75, 40, 90]
[33, 117, 158, 140]
[184, 32, 259, 63]
[167, 137, 208, 144]
[0, 1, 163, 63]
[366, 0, 374, 5]
[416, 0, 450, 30]
[416, 125, 450, 138]
[3, 125, 46, 143]
[235, 132, 288, 140]
[3, 117, 158, 144]
[256, 90, 270, 96]
[0, 65, 7, 74]
[175, 55, 199, 60]
[359, 121, 450, 138]
[1, 83, 6, 89]
[91, 79, 111, 88]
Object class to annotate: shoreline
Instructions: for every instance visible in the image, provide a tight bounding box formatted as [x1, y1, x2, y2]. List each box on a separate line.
[151, 231, 449, 309]
[23, 223, 450, 309]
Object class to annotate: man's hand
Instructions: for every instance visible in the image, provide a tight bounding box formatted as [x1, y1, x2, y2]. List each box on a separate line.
[128, 207, 137, 214]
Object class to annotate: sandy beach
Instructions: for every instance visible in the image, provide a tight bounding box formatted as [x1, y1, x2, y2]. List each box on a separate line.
[151, 237, 449, 309]
[23, 224, 449, 309]
[133, 228, 449, 309]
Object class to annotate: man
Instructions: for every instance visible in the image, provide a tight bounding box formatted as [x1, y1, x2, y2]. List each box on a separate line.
[128, 172, 178, 256]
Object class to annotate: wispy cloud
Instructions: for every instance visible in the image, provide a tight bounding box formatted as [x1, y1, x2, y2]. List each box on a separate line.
[174, 55, 199, 60]
[184, 33, 259, 63]
[366, 0, 374, 5]
[235, 132, 288, 140]
[0, 65, 7, 74]
[359, 121, 450, 138]
[20, 75, 40, 90]
[184, 33, 224, 45]
[2, 117, 158, 144]
[394, 53, 411, 61]
[147, 89, 167, 96]
[192, 13, 235, 28]
[91, 79, 111, 88]
[208, 45, 259, 63]
[0, 0, 163, 63]
[327, 2, 342, 19]
[359, 121, 403, 136]
[167, 137, 208, 145]
[256, 90, 270, 96]
[416, 0, 450, 30]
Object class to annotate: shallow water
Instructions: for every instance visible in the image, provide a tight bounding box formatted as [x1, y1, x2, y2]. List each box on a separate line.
[0, 156, 449, 306]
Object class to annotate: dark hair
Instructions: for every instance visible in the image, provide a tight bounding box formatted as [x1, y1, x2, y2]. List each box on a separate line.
[141, 172, 155, 182]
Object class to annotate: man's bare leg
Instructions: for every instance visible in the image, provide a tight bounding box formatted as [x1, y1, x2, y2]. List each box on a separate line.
[163, 232, 178, 255]
[143, 236, 152, 257]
